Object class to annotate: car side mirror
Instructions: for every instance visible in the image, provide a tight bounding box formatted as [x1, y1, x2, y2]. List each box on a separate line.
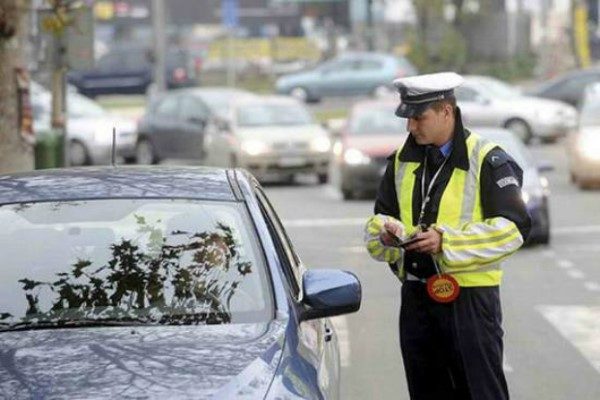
[537, 161, 554, 173]
[300, 269, 361, 321]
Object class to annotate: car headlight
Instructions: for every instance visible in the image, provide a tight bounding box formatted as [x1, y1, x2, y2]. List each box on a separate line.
[343, 148, 370, 165]
[310, 136, 331, 153]
[578, 134, 600, 160]
[241, 140, 269, 156]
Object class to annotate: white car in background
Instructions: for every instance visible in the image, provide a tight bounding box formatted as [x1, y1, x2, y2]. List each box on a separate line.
[31, 82, 137, 166]
[456, 75, 577, 144]
[567, 84, 600, 189]
[204, 95, 331, 183]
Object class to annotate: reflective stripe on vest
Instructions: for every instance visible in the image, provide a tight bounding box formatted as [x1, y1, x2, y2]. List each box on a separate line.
[394, 133, 500, 286]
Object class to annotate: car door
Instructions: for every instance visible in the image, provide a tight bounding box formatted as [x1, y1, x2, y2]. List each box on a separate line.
[354, 57, 386, 94]
[318, 58, 360, 97]
[254, 188, 340, 400]
[150, 95, 182, 158]
[178, 95, 211, 160]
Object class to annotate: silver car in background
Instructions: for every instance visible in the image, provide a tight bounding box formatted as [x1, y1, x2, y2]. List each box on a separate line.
[204, 95, 331, 183]
[456, 75, 577, 144]
[31, 82, 137, 166]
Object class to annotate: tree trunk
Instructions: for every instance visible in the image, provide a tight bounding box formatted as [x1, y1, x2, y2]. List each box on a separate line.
[0, 0, 34, 174]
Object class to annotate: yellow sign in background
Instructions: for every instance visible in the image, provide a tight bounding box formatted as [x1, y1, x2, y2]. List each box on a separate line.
[208, 37, 321, 61]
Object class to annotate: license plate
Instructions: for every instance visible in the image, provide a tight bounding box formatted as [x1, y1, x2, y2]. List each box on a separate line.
[280, 157, 306, 167]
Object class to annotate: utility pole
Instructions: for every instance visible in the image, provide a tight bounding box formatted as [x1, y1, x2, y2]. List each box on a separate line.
[151, 0, 166, 93]
[366, 0, 374, 51]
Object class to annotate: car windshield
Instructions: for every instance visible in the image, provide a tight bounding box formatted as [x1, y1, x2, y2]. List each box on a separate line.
[197, 92, 236, 119]
[471, 77, 521, 99]
[68, 93, 106, 117]
[237, 103, 313, 127]
[349, 107, 403, 135]
[0, 199, 272, 331]
[580, 99, 600, 127]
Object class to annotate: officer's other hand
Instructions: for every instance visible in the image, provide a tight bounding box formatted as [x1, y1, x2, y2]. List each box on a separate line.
[404, 229, 442, 254]
[381, 221, 403, 246]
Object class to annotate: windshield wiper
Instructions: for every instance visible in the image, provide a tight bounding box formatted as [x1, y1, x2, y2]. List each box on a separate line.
[0, 318, 148, 332]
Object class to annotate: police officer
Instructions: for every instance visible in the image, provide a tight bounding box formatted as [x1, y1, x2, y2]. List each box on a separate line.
[364, 72, 531, 400]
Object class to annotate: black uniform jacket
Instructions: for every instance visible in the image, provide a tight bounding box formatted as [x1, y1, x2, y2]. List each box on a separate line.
[374, 108, 532, 279]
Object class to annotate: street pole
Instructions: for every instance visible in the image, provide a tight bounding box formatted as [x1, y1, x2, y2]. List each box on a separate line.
[151, 0, 166, 94]
[366, 0, 374, 51]
[227, 28, 236, 87]
[51, 30, 67, 166]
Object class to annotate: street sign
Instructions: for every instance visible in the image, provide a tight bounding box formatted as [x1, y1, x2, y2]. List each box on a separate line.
[222, 0, 239, 29]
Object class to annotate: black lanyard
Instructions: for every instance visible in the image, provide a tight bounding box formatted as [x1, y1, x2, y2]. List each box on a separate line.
[418, 153, 449, 227]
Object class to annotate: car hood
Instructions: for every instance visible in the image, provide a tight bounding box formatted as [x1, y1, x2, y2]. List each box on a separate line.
[344, 133, 408, 157]
[235, 124, 328, 143]
[0, 320, 286, 399]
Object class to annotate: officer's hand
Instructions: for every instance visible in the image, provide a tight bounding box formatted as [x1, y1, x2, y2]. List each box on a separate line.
[381, 221, 403, 247]
[404, 228, 442, 254]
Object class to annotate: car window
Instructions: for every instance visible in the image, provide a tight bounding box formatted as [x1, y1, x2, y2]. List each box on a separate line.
[0, 199, 273, 329]
[123, 49, 149, 69]
[322, 59, 356, 73]
[236, 103, 313, 127]
[68, 93, 106, 118]
[547, 74, 600, 97]
[155, 95, 180, 118]
[357, 59, 383, 71]
[96, 52, 122, 70]
[350, 107, 403, 135]
[180, 96, 210, 121]
[455, 86, 480, 102]
[254, 188, 302, 300]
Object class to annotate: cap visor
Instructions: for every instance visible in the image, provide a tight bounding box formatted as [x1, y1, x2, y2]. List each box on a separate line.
[395, 102, 429, 118]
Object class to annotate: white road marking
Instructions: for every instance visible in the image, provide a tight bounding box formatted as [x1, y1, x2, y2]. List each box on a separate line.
[330, 316, 351, 367]
[556, 260, 574, 269]
[566, 269, 585, 280]
[339, 246, 367, 254]
[285, 218, 365, 228]
[537, 306, 600, 374]
[584, 282, 600, 292]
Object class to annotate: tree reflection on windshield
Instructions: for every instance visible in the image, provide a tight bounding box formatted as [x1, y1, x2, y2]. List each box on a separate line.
[1, 218, 254, 328]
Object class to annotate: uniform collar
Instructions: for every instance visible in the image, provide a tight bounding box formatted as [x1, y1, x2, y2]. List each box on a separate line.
[397, 107, 471, 171]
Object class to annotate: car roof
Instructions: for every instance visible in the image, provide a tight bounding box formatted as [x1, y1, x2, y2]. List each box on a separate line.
[0, 166, 244, 205]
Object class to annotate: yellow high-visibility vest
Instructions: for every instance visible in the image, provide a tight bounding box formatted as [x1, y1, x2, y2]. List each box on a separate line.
[394, 132, 502, 286]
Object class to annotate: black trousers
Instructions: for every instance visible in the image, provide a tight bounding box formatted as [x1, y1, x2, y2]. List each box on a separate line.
[399, 282, 509, 400]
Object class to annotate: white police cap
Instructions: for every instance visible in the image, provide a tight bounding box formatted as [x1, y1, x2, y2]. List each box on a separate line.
[393, 72, 464, 118]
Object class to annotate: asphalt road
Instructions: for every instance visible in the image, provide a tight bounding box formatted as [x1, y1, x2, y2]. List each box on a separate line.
[263, 139, 600, 400]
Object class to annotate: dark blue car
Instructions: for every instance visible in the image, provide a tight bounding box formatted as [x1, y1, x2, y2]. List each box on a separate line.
[0, 167, 361, 399]
[68, 45, 198, 97]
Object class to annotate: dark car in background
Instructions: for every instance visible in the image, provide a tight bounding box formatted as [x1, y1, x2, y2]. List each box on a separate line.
[0, 166, 361, 399]
[68, 45, 199, 97]
[275, 52, 417, 103]
[527, 68, 600, 108]
[334, 99, 407, 200]
[475, 127, 552, 244]
[135, 87, 255, 165]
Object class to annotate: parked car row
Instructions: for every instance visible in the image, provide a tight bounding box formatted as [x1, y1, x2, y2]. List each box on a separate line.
[136, 88, 332, 183]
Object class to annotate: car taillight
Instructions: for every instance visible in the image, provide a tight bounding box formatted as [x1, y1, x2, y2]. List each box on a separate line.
[172, 67, 187, 83]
